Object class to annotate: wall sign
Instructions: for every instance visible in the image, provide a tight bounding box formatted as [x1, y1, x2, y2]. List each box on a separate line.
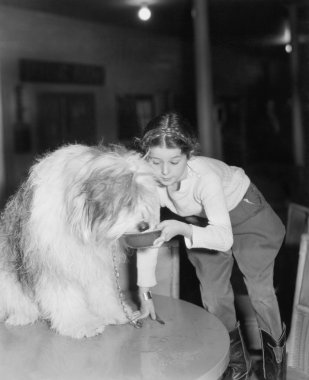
[19, 59, 105, 85]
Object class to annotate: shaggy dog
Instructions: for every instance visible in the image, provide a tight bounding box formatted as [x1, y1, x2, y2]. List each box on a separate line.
[0, 144, 160, 338]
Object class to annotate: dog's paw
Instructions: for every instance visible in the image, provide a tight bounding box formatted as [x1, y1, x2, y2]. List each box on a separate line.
[0, 310, 7, 322]
[56, 320, 106, 339]
[5, 312, 38, 326]
[4, 301, 39, 326]
[78, 324, 106, 339]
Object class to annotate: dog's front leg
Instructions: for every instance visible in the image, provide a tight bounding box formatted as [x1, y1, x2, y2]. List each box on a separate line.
[37, 280, 106, 339]
[0, 271, 40, 326]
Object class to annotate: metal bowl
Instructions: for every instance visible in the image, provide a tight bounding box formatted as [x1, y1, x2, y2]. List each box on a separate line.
[122, 229, 161, 249]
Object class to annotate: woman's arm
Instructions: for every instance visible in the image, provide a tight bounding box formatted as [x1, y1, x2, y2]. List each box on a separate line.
[135, 247, 159, 320]
[153, 220, 192, 246]
[153, 174, 233, 252]
[137, 286, 156, 320]
[185, 175, 233, 251]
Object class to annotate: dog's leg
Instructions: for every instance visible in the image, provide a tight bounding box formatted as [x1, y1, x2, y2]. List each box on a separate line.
[37, 279, 107, 339]
[85, 278, 133, 326]
[0, 272, 39, 326]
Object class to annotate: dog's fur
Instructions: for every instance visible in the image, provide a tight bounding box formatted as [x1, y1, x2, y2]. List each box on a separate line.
[0, 144, 159, 338]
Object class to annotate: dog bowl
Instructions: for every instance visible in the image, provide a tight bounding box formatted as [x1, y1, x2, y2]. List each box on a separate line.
[122, 229, 161, 249]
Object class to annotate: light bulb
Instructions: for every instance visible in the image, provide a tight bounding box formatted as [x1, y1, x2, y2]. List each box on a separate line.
[138, 5, 151, 21]
[285, 44, 292, 54]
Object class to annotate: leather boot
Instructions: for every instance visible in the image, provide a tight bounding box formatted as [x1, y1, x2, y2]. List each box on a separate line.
[222, 322, 252, 380]
[260, 324, 286, 380]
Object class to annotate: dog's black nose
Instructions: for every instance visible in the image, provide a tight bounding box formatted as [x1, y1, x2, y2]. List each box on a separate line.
[137, 221, 149, 232]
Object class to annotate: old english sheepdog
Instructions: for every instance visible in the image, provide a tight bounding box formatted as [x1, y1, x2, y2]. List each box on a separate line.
[0, 144, 160, 338]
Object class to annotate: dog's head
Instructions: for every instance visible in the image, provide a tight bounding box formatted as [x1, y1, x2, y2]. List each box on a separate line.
[67, 145, 159, 244]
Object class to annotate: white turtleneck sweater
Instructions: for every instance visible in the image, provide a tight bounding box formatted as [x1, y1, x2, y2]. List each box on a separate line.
[137, 156, 251, 287]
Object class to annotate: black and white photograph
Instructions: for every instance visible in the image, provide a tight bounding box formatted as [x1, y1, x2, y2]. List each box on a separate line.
[0, 1, 308, 379]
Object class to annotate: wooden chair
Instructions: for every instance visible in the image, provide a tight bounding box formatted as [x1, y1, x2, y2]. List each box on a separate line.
[275, 203, 309, 340]
[287, 233, 309, 379]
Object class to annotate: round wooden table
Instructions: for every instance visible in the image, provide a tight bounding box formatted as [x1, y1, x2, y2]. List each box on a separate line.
[0, 295, 229, 380]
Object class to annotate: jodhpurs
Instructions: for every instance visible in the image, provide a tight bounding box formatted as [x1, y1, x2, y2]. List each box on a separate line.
[187, 183, 286, 340]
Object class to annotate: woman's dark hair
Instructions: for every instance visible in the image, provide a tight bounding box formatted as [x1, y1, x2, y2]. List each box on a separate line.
[134, 111, 200, 157]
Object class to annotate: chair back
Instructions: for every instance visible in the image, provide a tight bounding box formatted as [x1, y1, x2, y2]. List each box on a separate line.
[287, 233, 309, 376]
[285, 203, 309, 247]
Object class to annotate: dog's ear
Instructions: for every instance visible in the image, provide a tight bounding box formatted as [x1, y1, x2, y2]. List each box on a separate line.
[66, 189, 94, 243]
[66, 171, 134, 243]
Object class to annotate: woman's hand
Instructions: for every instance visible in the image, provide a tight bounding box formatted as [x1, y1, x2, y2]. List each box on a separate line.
[135, 287, 156, 321]
[153, 219, 192, 247]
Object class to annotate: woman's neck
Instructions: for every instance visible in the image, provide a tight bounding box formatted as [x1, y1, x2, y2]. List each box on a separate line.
[167, 165, 188, 192]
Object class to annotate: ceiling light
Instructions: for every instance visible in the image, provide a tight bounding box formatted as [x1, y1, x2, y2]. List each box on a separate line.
[138, 4, 151, 21]
[285, 44, 292, 53]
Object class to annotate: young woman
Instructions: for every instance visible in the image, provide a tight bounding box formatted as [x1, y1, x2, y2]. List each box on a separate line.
[134, 111, 286, 380]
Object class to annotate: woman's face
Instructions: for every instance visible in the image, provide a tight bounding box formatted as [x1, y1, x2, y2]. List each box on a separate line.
[146, 146, 188, 187]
